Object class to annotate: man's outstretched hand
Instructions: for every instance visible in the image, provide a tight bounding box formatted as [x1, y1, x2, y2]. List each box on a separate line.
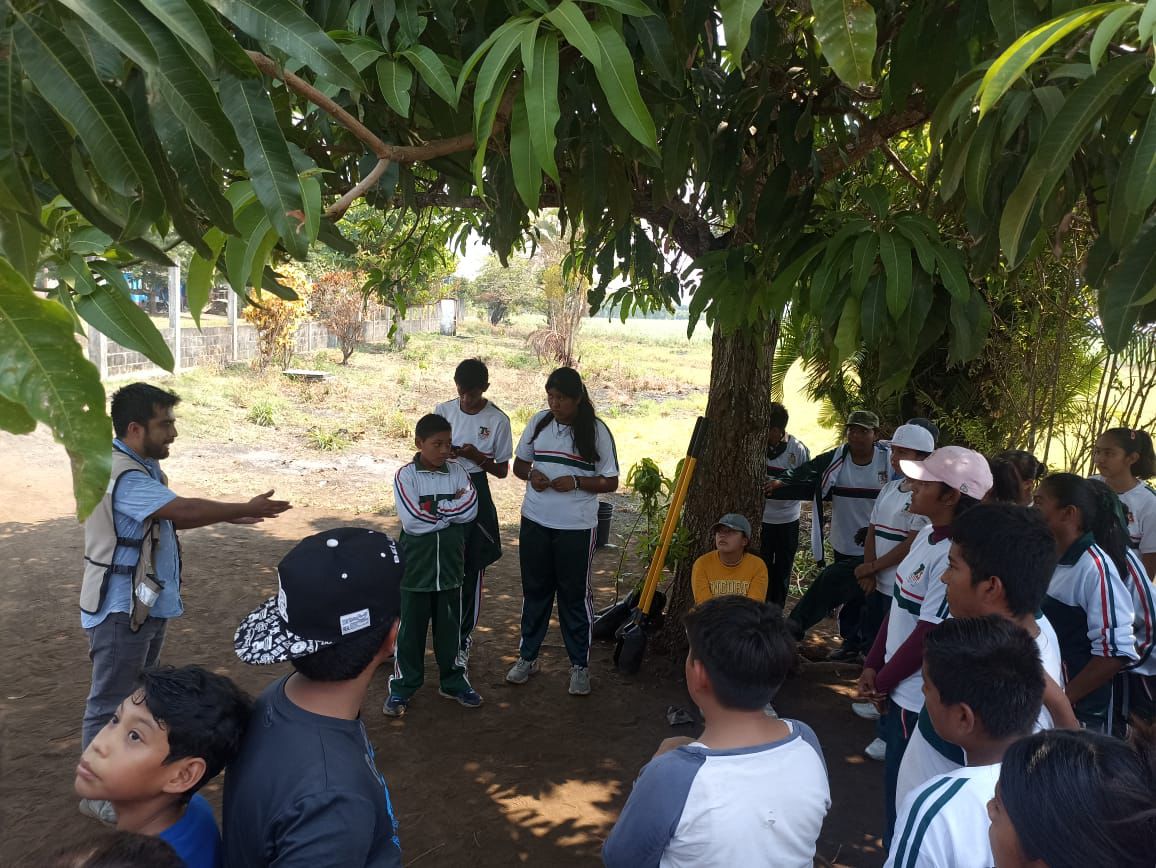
[243, 490, 292, 521]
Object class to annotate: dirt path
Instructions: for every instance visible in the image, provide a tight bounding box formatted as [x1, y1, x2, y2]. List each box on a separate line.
[0, 429, 884, 866]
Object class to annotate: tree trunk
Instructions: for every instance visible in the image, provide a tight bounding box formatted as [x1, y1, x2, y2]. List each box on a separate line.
[657, 321, 778, 655]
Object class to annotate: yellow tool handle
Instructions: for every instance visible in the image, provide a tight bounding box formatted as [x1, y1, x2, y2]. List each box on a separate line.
[639, 454, 698, 615]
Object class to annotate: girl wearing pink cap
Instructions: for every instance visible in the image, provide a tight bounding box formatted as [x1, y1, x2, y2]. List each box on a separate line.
[857, 446, 993, 845]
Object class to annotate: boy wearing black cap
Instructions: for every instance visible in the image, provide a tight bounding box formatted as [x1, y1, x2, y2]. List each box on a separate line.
[224, 527, 405, 868]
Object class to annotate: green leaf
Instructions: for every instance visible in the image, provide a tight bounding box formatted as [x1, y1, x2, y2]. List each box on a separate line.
[833, 294, 861, 365]
[220, 71, 311, 259]
[812, 0, 878, 88]
[205, 0, 363, 92]
[52, 0, 158, 68]
[976, 4, 1128, 117]
[999, 54, 1145, 266]
[151, 101, 237, 234]
[589, 20, 658, 152]
[948, 290, 992, 363]
[988, 0, 1043, 47]
[0, 258, 111, 518]
[472, 19, 530, 132]
[13, 13, 163, 232]
[546, 0, 602, 66]
[187, 228, 226, 326]
[524, 32, 561, 182]
[0, 393, 36, 434]
[860, 275, 888, 346]
[78, 261, 175, 370]
[224, 203, 268, 292]
[1125, 99, 1156, 216]
[893, 220, 937, 274]
[0, 28, 22, 159]
[472, 66, 515, 194]
[850, 231, 878, 296]
[860, 183, 890, 218]
[1101, 215, 1156, 350]
[878, 230, 913, 317]
[719, 0, 762, 68]
[583, 0, 655, 16]
[1141, 0, 1156, 43]
[934, 246, 971, 300]
[376, 57, 414, 116]
[456, 17, 526, 100]
[510, 93, 542, 209]
[0, 211, 42, 283]
[142, 0, 257, 75]
[1091, 5, 1141, 72]
[769, 244, 825, 310]
[402, 45, 457, 106]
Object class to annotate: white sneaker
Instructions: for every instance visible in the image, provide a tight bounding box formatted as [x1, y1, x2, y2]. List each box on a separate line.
[78, 798, 117, 824]
[505, 657, 539, 684]
[852, 701, 881, 720]
[763, 703, 779, 718]
[568, 665, 591, 696]
[864, 737, 887, 761]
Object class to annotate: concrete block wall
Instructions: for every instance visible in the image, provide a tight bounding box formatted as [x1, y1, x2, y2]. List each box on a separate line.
[96, 305, 440, 379]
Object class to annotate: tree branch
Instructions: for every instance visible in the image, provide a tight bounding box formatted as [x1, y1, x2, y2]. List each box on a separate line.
[880, 143, 927, 195]
[247, 52, 480, 163]
[806, 99, 930, 189]
[326, 158, 391, 219]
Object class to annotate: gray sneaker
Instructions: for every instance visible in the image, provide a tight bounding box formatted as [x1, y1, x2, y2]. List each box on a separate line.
[568, 665, 591, 696]
[78, 798, 117, 825]
[505, 657, 538, 684]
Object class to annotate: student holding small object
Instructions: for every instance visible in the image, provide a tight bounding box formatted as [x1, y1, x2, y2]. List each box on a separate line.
[507, 367, 619, 697]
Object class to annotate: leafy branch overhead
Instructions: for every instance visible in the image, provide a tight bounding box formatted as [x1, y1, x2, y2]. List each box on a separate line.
[2, 0, 1156, 517]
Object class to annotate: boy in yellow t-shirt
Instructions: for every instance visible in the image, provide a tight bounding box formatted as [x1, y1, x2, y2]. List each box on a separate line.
[692, 514, 769, 604]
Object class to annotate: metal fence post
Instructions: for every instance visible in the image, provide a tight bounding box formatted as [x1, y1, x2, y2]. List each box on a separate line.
[168, 265, 182, 374]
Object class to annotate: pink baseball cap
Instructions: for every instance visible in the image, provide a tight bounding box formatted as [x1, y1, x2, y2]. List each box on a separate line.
[900, 446, 993, 499]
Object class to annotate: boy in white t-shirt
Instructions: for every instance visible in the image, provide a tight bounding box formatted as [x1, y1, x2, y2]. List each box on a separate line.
[850, 423, 934, 755]
[602, 596, 830, 868]
[434, 358, 513, 666]
[886, 616, 1045, 868]
[761, 402, 810, 607]
[894, 503, 1078, 808]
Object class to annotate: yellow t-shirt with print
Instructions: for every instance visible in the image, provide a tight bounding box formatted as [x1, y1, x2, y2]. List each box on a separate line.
[691, 551, 769, 605]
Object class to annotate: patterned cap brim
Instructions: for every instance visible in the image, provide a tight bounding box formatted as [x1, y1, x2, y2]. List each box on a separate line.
[234, 596, 333, 665]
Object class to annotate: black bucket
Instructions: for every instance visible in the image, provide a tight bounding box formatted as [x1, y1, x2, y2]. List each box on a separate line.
[595, 500, 614, 548]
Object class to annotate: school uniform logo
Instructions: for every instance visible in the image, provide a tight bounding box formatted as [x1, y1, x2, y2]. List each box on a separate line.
[417, 492, 457, 515]
[478, 425, 491, 439]
[878, 470, 889, 485]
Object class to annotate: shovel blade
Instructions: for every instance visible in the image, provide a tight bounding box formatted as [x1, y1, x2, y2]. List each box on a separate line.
[614, 620, 648, 674]
[592, 600, 634, 641]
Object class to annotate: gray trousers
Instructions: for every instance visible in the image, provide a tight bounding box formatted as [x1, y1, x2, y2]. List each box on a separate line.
[82, 612, 167, 749]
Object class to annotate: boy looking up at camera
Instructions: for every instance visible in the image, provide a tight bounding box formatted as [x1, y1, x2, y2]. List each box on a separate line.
[691, 513, 769, 605]
[75, 665, 252, 868]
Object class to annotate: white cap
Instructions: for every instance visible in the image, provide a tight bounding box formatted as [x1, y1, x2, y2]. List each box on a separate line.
[884, 423, 936, 454]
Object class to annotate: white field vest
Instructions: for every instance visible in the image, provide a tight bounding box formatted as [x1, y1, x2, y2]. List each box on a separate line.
[80, 450, 169, 630]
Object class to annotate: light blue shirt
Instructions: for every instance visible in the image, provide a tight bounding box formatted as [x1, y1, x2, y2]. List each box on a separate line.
[80, 440, 181, 628]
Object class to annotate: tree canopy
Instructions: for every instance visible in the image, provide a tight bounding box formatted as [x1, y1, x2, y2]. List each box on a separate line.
[1, 0, 1155, 517]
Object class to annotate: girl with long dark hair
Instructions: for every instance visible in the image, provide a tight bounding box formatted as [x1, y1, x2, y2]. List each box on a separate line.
[1091, 427, 1156, 578]
[506, 368, 618, 696]
[1034, 474, 1137, 731]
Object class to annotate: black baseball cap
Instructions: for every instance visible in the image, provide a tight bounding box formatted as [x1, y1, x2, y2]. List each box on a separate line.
[234, 527, 403, 665]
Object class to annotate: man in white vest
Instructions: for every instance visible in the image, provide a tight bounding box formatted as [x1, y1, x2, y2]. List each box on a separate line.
[78, 382, 290, 822]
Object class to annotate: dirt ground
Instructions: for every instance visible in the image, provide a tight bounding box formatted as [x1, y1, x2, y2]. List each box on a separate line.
[0, 427, 884, 867]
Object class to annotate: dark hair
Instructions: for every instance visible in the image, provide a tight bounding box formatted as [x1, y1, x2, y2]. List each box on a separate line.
[683, 596, 796, 710]
[906, 417, 940, 444]
[924, 616, 1044, 738]
[1100, 427, 1156, 479]
[110, 383, 180, 439]
[134, 666, 252, 800]
[290, 623, 393, 682]
[768, 402, 789, 429]
[414, 413, 452, 440]
[530, 367, 601, 463]
[931, 483, 981, 519]
[999, 726, 1156, 868]
[950, 504, 1057, 617]
[996, 449, 1046, 483]
[50, 833, 183, 868]
[987, 456, 1026, 504]
[454, 358, 489, 391]
[1038, 474, 1130, 577]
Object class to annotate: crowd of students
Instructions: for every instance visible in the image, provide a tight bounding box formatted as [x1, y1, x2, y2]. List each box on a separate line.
[63, 370, 1156, 867]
